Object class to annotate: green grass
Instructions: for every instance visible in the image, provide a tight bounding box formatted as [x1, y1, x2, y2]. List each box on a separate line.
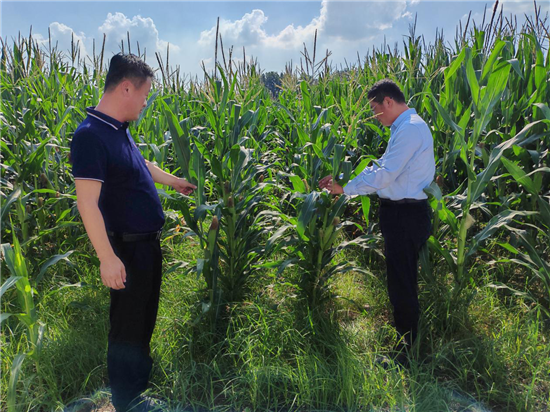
[3, 237, 549, 411]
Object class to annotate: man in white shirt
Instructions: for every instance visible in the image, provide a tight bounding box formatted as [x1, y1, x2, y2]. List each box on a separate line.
[319, 79, 434, 361]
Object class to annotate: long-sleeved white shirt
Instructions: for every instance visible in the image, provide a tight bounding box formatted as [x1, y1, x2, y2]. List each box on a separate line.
[343, 108, 435, 200]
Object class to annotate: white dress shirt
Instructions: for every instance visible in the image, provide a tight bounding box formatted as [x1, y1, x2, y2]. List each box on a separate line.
[343, 108, 435, 200]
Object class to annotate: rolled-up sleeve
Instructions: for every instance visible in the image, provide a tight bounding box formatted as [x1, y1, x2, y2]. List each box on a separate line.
[344, 126, 422, 196]
[71, 130, 107, 182]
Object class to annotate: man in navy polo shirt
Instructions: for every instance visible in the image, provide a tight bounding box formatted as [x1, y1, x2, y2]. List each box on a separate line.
[71, 53, 196, 411]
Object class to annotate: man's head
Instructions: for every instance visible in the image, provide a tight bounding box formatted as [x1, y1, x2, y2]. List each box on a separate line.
[367, 79, 408, 127]
[103, 54, 155, 121]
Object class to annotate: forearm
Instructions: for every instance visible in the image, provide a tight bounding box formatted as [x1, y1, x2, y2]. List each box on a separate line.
[77, 200, 116, 261]
[145, 160, 177, 186]
[343, 171, 379, 196]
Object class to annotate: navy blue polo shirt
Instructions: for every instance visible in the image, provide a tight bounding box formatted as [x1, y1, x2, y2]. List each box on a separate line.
[71, 107, 165, 234]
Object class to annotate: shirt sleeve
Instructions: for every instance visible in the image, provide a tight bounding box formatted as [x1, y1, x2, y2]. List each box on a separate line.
[344, 124, 423, 196]
[70, 130, 107, 182]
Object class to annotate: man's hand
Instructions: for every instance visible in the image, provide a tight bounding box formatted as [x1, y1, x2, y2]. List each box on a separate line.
[99, 254, 127, 290]
[319, 175, 344, 195]
[172, 178, 197, 195]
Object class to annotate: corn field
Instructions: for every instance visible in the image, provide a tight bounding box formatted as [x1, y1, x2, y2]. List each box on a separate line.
[1, 6, 550, 412]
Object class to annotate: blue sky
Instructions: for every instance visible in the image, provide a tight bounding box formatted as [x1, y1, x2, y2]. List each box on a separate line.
[1, 1, 548, 79]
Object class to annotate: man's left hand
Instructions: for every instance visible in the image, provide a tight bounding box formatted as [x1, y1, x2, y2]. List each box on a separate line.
[173, 178, 197, 195]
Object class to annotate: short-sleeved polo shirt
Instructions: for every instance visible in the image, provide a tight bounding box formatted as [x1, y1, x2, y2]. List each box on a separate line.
[71, 107, 165, 234]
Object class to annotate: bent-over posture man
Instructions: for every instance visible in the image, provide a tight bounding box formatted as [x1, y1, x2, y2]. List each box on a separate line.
[319, 79, 434, 362]
[71, 53, 196, 411]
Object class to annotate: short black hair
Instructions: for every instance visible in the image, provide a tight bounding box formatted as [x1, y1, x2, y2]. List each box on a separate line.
[367, 79, 406, 104]
[104, 53, 154, 92]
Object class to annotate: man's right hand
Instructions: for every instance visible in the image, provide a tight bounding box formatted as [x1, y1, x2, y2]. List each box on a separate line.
[319, 175, 344, 195]
[99, 254, 127, 290]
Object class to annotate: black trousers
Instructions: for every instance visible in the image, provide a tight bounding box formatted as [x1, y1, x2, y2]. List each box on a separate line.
[379, 199, 431, 348]
[107, 236, 163, 411]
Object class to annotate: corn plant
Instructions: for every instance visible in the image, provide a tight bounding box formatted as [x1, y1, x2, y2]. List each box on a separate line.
[162, 69, 275, 328]
[266, 190, 375, 311]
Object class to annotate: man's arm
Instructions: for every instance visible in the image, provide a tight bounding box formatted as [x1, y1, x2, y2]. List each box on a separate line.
[75, 179, 126, 290]
[145, 160, 197, 195]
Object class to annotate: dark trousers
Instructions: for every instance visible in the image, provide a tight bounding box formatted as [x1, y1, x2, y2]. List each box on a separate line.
[107, 236, 163, 411]
[379, 199, 431, 348]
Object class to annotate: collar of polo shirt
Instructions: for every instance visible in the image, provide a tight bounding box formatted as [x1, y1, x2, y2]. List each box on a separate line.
[86, 107, 130, 130]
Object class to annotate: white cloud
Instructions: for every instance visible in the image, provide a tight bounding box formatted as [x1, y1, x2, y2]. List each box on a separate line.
[98, 12, 179, 62]
[198, 0, 409, 51]
[48, 22, 89, 58]
[198, 9, 269, 47]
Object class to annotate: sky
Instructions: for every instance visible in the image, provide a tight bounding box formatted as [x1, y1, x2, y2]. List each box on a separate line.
[1, 1, 548, 79]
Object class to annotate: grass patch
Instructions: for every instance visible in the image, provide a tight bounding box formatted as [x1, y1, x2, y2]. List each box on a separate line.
[2, 237, 549, 411]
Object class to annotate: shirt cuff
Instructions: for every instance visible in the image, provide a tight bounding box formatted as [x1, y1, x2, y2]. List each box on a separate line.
[343, 184, 357, 196]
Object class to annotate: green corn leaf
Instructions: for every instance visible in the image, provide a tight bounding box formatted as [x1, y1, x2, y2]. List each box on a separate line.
[497, 242, 520, 255]
[466, 210, 536, 259]
[53, 105, 75, 136]
[332, 144, 345, 177]
[501, 157, 539, 195]
[1, 187, 22, 221]
[297, 191, 319, 240]
[507, 59, 523, 79]
[480, 39, 506, 82]
[162, 101, 192, 181]
[465, 48, 480, 109]
[312, 108, 329, 132]
[300, 81, 312, 120]
[327, 193, 349, 224]
[192, 143, 206, 207]
[209, 155, 224, 181]
[533, 103, 550, 120]
[428, 94, 462, 134]
[537, 196, 550, 229]
[7, 353, 26, 412]
[444, 47, 466, 82]
[1, 275, 22, 299]
[289, 175, 306, 193]
[351, 158, 374, 179]
[196, 259, 205, 281]
[514, 230, 550, 284]
[470, 120, 547, 204]
[361, 196, 371, 227]
[1, 313, 14, 324]
[427, 236, 457, 273]
[340, 161, 352, 184]
[35, 251, 74, 285]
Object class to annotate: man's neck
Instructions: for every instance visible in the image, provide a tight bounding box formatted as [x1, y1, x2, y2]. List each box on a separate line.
[390, 104, 410, 126]
[95, 97, 127, 123]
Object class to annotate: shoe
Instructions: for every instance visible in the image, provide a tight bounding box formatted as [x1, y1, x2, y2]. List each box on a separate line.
[127, 396, 167, 412]
[392, 350, 410, 368]
[374, 352, 409, 370]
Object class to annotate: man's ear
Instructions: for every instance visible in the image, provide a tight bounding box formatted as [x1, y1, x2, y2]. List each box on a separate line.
[119, 79, 132, 95]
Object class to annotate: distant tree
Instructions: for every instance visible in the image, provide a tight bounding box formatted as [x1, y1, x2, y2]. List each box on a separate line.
[261, 71, 282, 98]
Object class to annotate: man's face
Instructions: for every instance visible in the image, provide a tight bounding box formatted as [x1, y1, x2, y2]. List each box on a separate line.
[127, 77, 152, 121]
[369, 97, 393, 127]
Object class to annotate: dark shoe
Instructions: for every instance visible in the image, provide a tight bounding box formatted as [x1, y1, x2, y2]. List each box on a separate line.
[374, 354, 393, 370]
[392, 350, 410, 368]
[127, 396, 167, 412]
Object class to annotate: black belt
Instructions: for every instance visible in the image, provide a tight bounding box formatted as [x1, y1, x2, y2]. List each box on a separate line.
[380, 198, 427, 205]
[107, 230, 162, 242]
